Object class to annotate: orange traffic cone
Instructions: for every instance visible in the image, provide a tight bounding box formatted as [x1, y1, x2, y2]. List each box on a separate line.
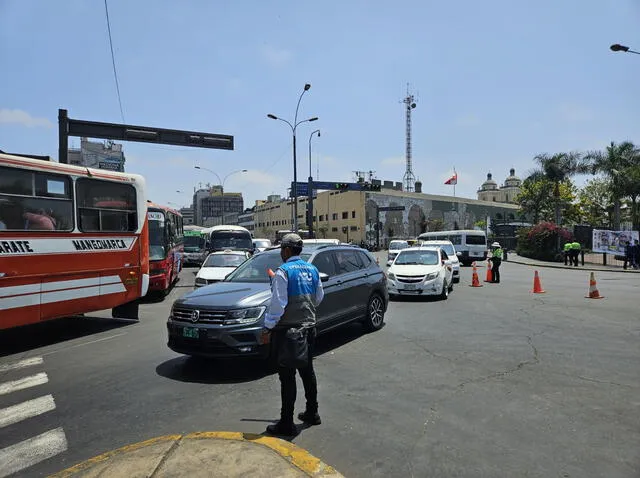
[469, 262, 483, 287]
[585, 272, 604, 299]
[484, 259, 493, 282]
[532, 270, 545, 293]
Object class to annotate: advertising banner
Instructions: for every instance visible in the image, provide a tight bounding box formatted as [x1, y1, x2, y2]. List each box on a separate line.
[592, 229, 639, 254]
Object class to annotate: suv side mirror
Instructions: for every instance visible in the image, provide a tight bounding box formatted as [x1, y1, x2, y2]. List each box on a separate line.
[456, 251, 462, 257]
[319, 272, 330, 283]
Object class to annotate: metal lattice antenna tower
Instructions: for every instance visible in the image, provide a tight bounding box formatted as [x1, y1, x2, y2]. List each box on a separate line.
[402, 85, 417, 192]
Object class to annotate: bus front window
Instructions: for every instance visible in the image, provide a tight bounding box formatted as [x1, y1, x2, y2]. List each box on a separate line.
[148, 212, 167, 260]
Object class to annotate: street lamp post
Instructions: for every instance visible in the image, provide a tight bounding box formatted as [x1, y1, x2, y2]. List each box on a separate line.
[267, 83, 318, 232]
[610, 43, 640, 55]
[194, 166, 247, 224]
[307, 129, 320, 238]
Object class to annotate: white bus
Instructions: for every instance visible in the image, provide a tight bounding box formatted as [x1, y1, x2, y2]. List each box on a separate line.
[417, 229, 487, 266]
[202, 225, 254, 253]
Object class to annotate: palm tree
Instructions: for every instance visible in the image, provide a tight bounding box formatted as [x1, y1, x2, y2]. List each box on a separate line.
[585, 141, 639, 230]
[531, 152, 589, 250]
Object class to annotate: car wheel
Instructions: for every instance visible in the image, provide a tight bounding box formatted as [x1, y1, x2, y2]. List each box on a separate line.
[453, 277, 460, 283]
[363, 293, 385, 332]
[448, 281, 454, 293]
[440, 281, 449, 300]
[112, 300, 140, 320]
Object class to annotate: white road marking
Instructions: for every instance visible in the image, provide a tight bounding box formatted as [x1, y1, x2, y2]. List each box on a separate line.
[42, 332, 127, 356]
[0, 395, 56, 428]
[0, 357, 43, 373]
[0, 373, 48, 396]
[0, 427, 68, 478]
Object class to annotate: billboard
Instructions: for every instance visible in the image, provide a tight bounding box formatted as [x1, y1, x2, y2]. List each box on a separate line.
[592, 229, 639, 255]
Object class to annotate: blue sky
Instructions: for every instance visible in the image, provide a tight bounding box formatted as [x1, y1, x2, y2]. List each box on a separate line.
[1, 0, 639, 209]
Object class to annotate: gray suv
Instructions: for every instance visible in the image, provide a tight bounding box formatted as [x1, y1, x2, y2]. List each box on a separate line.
[167, 245, 388, 359]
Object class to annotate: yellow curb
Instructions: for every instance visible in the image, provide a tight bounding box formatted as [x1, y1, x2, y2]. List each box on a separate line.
[50, 431, 342, 477]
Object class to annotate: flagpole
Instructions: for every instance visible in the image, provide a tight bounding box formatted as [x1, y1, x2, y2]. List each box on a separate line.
[453, 167, 456, 198]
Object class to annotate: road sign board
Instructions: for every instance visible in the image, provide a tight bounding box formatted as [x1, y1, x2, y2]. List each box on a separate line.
[290, 182, 308, 196]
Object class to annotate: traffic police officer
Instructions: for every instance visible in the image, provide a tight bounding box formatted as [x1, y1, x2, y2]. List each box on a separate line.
[570, 241, 581, 267]
[489, 242, 503, 283]
[563, 241, 572, 265]
[261, 233, 324, 436]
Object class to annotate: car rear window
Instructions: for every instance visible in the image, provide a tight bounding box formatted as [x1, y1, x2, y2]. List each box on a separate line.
[465, 235, 486, 245]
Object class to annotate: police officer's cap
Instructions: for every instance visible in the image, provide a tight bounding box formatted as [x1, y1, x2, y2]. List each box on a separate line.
[491, 242, 501, 248]
[281, 233, 303, 248]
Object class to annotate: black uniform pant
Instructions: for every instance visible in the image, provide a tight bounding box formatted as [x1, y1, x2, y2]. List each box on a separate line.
[571, 250, 579, 266]
[491, 258, 501, 283]
[275, 327, 318, 424]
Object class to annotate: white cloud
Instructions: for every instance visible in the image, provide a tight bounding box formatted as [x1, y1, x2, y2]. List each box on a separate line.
[0, 108, 52, 128]
[557, 103, 594, 122]
[237, 169, 279, 187]
[260, 45, 293, 67]
[381, 156, 405, 166]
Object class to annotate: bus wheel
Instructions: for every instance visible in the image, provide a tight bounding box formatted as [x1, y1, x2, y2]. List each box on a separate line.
[112, 300, 140, 320]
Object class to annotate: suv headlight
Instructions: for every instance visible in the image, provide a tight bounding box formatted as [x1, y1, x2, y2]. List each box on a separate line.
[224, 306, 266, 325]
[425, 272, 438, 281]
[387, 272, 396, 281]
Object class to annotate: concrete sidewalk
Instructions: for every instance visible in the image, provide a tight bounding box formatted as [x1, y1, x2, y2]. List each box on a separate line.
[506, 253, 640, 273]
[50, 432, 344, 478]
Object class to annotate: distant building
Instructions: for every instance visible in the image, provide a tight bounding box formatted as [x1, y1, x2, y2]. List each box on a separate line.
[193, 185, 244, 226]
[68, 138, 125, 172]
[477, 169, 522, 204]
[179, 207, 194, 225]
[238, 207, 256, 233]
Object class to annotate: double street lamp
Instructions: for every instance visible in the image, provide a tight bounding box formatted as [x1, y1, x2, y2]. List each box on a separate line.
[267, 83, 318, 232]
[610, 43, 640, 55]
[194, 166, 247, 224]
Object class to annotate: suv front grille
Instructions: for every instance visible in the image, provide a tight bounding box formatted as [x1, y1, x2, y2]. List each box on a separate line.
[396, 275, 425, 283]
[172, 307, 227, 324]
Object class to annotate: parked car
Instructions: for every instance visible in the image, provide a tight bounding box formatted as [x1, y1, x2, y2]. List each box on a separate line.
[419, 240, 460, 283]
[167, 245, 388, 359]
[387, 240, 410, 265]
[252, 238, 272, 253]
[194, 250, 251, 288]
[387, 246, 453, 300]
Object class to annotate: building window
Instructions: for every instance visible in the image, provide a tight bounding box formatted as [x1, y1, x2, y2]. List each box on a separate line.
[331, 227, 338, 232]
[505, 194, 509, 202]
[319, 215, 324, 222]
[350, 225, 357, 231]
[342, 212, 348, 219]
[332, 213, 338, 220]
[352, 211, 356, 218]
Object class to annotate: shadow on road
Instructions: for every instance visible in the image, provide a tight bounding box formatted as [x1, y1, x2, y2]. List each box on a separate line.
[0, 316, 135, 357]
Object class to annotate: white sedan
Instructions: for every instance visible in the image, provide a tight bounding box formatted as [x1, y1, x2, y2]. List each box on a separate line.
[387, 247, 454, 300]
[194, 250, 250, 288]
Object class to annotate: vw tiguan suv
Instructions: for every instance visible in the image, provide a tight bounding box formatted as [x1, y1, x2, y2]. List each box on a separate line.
[167, 244, 388, 359]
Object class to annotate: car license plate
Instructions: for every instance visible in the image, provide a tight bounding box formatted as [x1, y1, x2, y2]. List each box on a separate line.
[183, 327, 200, 339]
[471, 251, 481, 256]
[403, 283, 418, 290]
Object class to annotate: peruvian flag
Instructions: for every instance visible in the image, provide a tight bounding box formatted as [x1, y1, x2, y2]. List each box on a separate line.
[444, 172, 458, 185]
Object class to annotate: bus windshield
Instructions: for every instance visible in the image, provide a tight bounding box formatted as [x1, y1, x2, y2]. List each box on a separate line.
[210, 231, 253, 251]
[184, 235, 205, 252]
[148, 211, 167, 260]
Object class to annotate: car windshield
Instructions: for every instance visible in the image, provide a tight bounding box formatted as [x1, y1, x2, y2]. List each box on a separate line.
[389, 241, 408, 250]
[203, 254, 246, 268]
[395, 250, 439, 265]
[184, 235, 205, 252]
[253, 240, 271, 248]
[225, 251, 283, 283]
[427, 243, 454, 256]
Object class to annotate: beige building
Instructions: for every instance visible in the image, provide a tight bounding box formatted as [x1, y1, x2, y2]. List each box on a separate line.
[254, 187, 520, 246]
[477, 169, 522, 204]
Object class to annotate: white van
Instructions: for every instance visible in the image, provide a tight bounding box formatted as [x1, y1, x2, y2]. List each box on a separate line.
[417, 230, 487, 266]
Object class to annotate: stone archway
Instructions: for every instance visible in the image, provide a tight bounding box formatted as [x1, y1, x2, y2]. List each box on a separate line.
[384, 202, 404, 240]
[408, 204, 426, 237]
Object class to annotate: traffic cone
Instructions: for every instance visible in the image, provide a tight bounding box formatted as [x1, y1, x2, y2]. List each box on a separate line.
[469, 262, 483, 287]
[585, 272, 604, 299]
[484, 259, 493, 283]
[532, 270, 545, 294]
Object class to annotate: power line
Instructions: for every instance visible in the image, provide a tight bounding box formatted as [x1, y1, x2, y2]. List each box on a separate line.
[104, 0, 125, 122]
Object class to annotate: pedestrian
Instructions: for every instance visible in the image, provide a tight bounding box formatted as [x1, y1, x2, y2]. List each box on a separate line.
[633, 240, 640, 270]
[570, 240, 581, 267]
[563, 241, 572, 266]
[489, 242, 503, 283]
[261, 233, 324, 436]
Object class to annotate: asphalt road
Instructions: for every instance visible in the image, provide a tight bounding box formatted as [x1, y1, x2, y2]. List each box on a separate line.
[1, 258, 639, 477]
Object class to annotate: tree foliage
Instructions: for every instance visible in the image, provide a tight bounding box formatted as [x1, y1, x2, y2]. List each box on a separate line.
[516, 177, 577, 224]
[576, 177, 613, 227]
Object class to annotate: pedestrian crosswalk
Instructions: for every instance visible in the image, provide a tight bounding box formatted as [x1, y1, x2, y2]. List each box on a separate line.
[0, 356, 67, 478]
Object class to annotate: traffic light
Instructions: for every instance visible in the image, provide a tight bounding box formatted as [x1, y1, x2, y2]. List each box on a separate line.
[334, 183, 349, 190]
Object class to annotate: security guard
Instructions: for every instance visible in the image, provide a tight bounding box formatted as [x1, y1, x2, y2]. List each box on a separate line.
[570, 241, 581, 267]
[563, 242, 572, 265]
[489, 242, 503, 283]
[261, 233, 324, 436]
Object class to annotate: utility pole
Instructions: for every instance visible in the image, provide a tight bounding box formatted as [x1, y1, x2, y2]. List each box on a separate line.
[402, 85, 417, 192]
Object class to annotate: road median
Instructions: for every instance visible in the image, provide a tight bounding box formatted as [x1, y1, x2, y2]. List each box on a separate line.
[50, 431, 344, 478]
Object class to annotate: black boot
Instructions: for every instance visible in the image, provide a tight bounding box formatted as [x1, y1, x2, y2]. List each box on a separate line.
[266, 420, 297, 436]
[298, 410, 322, 425]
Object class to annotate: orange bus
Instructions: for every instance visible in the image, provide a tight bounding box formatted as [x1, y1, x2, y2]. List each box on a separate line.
[0, 152, 149, 329]
[146, 202, 183, 295]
